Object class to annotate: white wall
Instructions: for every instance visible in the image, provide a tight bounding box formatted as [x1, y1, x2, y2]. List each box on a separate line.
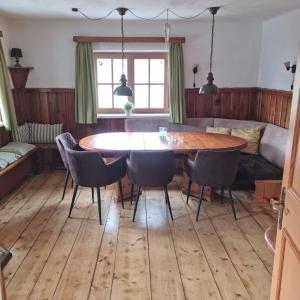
[258, 9, 300, 90]
[5, 18, 262, 89]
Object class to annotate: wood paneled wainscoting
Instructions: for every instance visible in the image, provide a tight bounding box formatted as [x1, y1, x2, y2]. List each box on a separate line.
[185, 87, 292, 129]
[12, 89, 126, 140]
[0, 127, 11, 147]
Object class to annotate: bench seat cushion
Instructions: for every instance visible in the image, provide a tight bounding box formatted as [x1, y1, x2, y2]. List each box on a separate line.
[0, 159, 8, 169]
[0, 142, 37, 156]
[0, 152, 21, 164]
[238, 154, 283, 183]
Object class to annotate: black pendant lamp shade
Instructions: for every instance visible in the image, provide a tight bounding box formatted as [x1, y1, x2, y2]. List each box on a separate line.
[113, 8, 133, 97]
[199, 7, 220, 96]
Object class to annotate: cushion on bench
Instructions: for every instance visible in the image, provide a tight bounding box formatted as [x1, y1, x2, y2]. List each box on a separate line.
[0, 158, 8, 169]
[12, 123, 30, 143]
[0, 152, 21, 164]
[259, 124, 288, 169]
[0, 142, 37, 156]
[30, 123, 63, 144]
[239, 154, 283, 182]
[213, 118, 267, 129]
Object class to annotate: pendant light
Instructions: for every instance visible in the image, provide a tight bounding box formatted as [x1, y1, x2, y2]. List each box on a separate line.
[113, 8, 133, 96]
[199, 7, 220, 96]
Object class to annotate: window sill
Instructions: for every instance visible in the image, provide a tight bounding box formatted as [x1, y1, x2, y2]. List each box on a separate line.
[97, 113, 170, 119]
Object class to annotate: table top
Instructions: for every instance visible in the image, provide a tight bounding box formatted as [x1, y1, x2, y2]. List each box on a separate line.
[79, 132, 247, 154]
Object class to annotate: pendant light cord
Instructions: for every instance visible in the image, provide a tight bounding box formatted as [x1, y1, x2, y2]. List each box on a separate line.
[121, 14, 125, 74]
[209, 14, 215, 73]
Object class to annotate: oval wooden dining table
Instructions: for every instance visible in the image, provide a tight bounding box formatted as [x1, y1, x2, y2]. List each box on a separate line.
[79, 131, 247, 154]
[79, 131, 247, 203]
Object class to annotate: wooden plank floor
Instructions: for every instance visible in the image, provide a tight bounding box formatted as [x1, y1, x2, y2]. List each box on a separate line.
[0, 171, 276, 300]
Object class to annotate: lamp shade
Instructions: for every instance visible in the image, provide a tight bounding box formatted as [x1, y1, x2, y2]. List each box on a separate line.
[199, 72, 219, 96]
[199, 83, 219, 95]
[10, 48, 22, 58]
[113, 74, 133, 96]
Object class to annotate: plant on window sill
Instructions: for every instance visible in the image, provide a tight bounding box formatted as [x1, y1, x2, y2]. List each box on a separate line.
[123, 101, 134, 116]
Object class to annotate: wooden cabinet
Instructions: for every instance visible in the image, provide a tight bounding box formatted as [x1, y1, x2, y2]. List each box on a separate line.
[8, 67, 33, 89]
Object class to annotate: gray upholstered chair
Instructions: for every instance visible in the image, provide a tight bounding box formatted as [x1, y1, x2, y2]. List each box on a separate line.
[65, 149, 126, 224]
[0, 246, 12, 300]
[185, 150, 240, 221]
[55, 132, 81, 200]
[127, 150, 175, 222]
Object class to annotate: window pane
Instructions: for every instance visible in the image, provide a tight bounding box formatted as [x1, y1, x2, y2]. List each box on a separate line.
[134, 59, 149, 83]
[98, 85, 113, 108]
[97, 59, 112, 84]
[134, 85, 149, 108]
[150, 59, 165, 83]
[113, 84, 128, 108]
[113, 59, 128, 83]
[150, 85, 164, 108]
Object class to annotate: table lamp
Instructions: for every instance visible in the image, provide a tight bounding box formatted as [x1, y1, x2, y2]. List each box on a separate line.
[10, 48, 23, 67]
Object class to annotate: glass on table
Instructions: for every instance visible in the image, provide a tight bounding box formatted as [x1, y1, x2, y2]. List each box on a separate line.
[159, 127, 167, 138]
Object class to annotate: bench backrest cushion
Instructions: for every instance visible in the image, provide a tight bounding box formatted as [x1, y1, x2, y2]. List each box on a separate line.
[185, 118, 214, 130]
[259, 124, 288, 169]
[30, 123, 63, 144]
[125, 118, 169, 132]
[213, 118, 267, 129]
[12, 123, 30, 143]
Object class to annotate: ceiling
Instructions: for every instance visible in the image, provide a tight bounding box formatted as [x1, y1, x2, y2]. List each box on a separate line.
[0, 0, 299, 21]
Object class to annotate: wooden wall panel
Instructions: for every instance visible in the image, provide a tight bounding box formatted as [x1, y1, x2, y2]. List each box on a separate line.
[9, 87, 292, 144]
[0, 127, 10, 147]
[12, 89, 125, 140]
[186, 87, 292, 128]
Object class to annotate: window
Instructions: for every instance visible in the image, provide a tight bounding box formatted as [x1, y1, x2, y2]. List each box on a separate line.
[95, 53, 168, 113]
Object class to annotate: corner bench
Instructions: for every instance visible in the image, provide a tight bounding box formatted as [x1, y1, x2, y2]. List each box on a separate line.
[0, 148, 38, 199]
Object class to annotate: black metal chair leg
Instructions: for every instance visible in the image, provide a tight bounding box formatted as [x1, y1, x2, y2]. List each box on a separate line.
[62, 169, 70, 200]
[130, 184, 134, 205]
[228, 189, 237, 220]
[186, 179, 192, 204]
[68, 184, 78, 218]
[91, 187, 94, 203]
[196, 185, 205, 222]
[118, 181, 124, 209]
[164, 186, 174, 221]
[132, 186, 141, 222]
[97, 187, 102, 225]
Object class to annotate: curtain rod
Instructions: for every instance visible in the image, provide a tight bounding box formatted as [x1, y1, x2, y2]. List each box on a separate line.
[73, 36, 185, 43]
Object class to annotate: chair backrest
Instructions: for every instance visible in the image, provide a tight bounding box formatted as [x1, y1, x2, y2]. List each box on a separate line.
[65, 149, 126, 188]
[55, 132, 78, 169]
[127, 150, 175, 187]
[191, 150, 240, 189]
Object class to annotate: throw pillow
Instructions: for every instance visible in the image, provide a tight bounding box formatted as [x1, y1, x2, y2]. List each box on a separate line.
[206, 127, 232, 135]
[29, 123, 63, 144]
[231, 127, 261, 155]
[12, 123, 30, 143]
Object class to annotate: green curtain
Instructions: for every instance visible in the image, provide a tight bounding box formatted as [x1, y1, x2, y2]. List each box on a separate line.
[0, 41, 17, 130]
[75, 42, 97, 124]
[168, 43, 185, 124]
